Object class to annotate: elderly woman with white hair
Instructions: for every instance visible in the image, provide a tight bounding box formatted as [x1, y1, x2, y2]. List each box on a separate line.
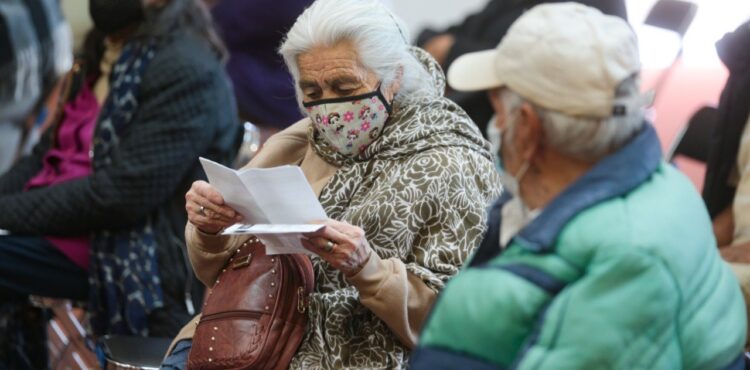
[159, 0, 500, 369]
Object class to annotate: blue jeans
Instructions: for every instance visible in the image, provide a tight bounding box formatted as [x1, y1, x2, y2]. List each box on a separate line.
[160, 339, 192, 370]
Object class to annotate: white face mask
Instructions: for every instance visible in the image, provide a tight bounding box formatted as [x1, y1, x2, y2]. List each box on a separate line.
[304, 84, 392, 157]
[491, 113, 541, 247]
[500, 186, 541, 248]
[487, 119, 503, 172]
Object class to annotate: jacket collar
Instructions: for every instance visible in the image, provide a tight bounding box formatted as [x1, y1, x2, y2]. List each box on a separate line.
[509, 123, 662, 253]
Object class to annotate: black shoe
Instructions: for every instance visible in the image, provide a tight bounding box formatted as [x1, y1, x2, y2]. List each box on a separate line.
[0, 300, 50, 370]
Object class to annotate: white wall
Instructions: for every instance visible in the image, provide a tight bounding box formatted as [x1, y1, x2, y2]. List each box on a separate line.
[61, 0, 91, 52]
[61, 0, 750, 68]
[389, 0, 750, 67]
[387, 0, 490, 41]
[61, 0, 492, 49]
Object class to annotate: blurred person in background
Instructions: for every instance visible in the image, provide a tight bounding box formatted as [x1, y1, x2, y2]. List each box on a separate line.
[207, 0, 313, 142]
[160, 0, 501, 368]
[0, 0, 72, 174]
[703, 20, 750, 342]
[0, 0, 72, 367]
[417, 0, 627, 136]
[1, 26, 105, 369]
[412, 4, 746, 369]
[0, 0, 239, 367]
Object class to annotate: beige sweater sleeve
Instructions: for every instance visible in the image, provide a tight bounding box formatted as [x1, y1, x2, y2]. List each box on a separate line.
[185, 222, 242, 287]
[733, 115, 750, 245]
[347, 252, 437, 348]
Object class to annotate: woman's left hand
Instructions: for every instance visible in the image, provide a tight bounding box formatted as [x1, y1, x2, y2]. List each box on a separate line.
[301, 219, 373, 277]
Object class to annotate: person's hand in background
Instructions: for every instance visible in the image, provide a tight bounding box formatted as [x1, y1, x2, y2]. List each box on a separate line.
[713, 206, 734, 248]
[721, 243, 750, 263]
[422, 34, 455, 67]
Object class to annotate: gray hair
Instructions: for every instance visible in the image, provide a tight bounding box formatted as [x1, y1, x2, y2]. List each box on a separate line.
[501, 76, 645, 161]
[279, 0, 439, 108]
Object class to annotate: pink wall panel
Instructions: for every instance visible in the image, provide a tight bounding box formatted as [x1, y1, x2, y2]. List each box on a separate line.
[642, 63, 729, 191]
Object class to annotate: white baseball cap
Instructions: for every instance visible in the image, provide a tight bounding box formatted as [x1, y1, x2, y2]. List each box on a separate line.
[447, 2, 642, 118]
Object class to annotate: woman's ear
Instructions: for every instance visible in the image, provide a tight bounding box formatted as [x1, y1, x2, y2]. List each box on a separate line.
[386, 66, 404, 101]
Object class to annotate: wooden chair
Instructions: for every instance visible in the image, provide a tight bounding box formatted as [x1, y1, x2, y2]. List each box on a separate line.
[30, 297, 100, 370]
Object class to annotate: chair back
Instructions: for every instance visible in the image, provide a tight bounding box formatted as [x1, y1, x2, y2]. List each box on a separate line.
[643, 0, 699, 103]
[667, 106, 718, 162]
[29, 298, 99, 370]
[644, 0, 698, 39]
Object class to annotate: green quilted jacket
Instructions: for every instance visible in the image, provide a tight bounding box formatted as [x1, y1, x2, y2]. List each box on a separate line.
[411, 125, 747, 370]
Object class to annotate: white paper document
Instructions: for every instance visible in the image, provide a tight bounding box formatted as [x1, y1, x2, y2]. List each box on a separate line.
[199, 158, 328, 254]
[223, 223, 324, 235]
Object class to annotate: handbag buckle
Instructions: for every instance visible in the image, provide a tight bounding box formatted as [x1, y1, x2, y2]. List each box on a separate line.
[297, 287, 307, 314]
[232, 254, 253, 269]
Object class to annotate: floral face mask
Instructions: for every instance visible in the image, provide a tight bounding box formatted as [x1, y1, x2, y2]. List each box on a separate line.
[303, 84, 392, 157]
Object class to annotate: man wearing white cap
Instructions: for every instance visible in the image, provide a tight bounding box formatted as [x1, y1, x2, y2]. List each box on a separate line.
[411, 3, 747, 369]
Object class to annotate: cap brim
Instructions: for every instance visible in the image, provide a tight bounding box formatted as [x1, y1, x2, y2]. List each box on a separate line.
[447, 49, 504, 92]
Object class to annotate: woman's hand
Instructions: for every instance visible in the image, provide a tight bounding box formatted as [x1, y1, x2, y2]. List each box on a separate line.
[422, 34, 455, 67]
[301, 219, 373, 277]
[185, 180, 242, 234]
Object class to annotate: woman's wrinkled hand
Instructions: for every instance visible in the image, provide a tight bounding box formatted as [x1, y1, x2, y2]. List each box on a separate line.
[185, 180, 242, 234]
[301, 219, 373, 277]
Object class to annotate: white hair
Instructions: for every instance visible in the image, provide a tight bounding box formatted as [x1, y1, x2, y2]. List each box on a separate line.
[501, 76, 645, 161]
[279, 0, 439, 108]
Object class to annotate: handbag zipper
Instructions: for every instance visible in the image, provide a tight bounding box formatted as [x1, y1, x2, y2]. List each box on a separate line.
[200, 310, 263, 323]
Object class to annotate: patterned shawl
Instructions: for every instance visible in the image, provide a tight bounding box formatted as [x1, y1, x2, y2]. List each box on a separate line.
[89, 40, 162, 336]
[289, 48, 502, 369]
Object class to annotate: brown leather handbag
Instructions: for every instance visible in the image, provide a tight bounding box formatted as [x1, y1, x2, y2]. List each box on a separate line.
[188, 236, 315, 370]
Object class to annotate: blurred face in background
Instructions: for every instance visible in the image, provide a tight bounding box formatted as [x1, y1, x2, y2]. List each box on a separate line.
[88, 0, 145, 35]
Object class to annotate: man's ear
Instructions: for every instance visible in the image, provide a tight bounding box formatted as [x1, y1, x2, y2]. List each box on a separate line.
[488, 89, 501, 113]
[517, 102, 542, 161]
[487, 89, 505, 130]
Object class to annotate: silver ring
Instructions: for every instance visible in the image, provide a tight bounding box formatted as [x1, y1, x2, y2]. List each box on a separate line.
[199, 205, 206, 216]
[324, 240, 335, 252]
